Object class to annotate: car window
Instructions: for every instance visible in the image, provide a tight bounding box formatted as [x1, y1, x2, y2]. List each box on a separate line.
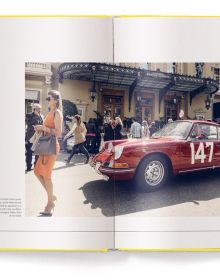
[152, 121, 192, 139]
[218, 127, 220, 140]
[190, 124, 217, 140]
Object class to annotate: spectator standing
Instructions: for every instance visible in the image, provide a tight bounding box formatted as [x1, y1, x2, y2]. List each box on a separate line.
[149, 121, 157, 136]
[25, 103, 43, 172]
[114, 117, 123, 140]
[85, 118, 97, 154]
[103, 120, 114, 141]
[130, 118, 142, 138]
[61, 124, 70, 152]
[123, 117, 128, 131]
[141, 120, 150, 139]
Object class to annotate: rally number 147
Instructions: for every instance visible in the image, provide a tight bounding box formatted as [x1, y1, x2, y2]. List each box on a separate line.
[190, 142, 214, 164]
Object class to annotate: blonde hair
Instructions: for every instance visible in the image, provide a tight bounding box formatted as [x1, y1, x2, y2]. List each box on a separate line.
[48, 90, 63, 113]
[115, 117, 123, 126]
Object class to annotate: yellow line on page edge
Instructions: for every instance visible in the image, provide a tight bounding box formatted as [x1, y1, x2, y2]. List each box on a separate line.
[119, 248, 220, 252]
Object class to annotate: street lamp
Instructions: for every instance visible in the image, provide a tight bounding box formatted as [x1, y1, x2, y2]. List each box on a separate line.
[204, 78, 212, 110]
[89, 80, 96, 102]
[172, 62, 176, 74]
[89, 65, 96, 102]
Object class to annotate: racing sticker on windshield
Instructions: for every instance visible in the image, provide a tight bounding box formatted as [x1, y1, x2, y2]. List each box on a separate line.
[190, 142, 214, 164]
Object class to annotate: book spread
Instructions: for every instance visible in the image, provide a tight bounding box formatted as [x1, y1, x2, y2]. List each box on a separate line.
[1, 16, 220, 251]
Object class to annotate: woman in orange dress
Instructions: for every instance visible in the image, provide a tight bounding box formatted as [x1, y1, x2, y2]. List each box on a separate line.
[34, 90, 63, 216]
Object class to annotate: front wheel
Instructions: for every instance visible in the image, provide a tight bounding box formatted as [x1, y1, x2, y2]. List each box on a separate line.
[135, 155, 171, 192]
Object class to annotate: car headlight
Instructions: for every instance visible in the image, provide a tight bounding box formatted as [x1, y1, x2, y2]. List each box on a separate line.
[113, 146, 124, 160]
[107, 142, 114, 152]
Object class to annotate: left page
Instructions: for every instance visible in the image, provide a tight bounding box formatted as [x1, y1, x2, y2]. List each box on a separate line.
[0, 17, 114, 251]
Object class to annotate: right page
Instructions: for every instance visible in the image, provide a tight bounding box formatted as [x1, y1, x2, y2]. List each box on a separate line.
[113, 16, 220, 250]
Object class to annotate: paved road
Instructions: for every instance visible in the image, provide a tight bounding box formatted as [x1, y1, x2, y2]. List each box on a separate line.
[26, 152, 220, 217]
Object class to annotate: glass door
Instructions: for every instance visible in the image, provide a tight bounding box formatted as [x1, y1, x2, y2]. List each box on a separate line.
[102, 94, 123, 120]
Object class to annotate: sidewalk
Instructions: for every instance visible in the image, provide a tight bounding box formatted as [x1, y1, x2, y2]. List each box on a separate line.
[25, 152, 114, 217]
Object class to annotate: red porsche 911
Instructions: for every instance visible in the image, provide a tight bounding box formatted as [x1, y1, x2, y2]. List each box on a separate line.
[90, 120, 220, 191]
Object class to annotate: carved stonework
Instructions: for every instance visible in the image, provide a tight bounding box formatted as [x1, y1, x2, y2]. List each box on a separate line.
[45, 75, 51, 85]
[195, 63, 204, 78]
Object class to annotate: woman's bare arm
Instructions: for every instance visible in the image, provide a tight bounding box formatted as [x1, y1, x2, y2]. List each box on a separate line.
[50, 110, 63, 137]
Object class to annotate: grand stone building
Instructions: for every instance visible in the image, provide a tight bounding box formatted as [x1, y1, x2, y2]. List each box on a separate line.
[25, 62, 220, 124]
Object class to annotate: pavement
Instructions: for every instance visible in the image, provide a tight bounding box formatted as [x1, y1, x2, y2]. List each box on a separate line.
[25, 152, 220, 217]
[25, 151, 114, 217]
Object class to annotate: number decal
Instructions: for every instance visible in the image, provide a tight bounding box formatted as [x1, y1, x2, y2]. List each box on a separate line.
[195, 142, 206, 163]
[190, 142, 195, 164]
[190, 142, 214, 164]
[206, 142, 214, 162]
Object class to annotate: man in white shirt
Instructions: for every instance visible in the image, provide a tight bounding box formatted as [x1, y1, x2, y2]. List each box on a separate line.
[130, 118, 142, 138]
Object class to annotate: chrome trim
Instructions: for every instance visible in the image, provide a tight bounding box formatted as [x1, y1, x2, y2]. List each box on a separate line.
[99, 167, 135, 174]
[179, 165, 220, 173]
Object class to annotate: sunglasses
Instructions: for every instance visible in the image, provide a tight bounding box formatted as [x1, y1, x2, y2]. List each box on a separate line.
[46, 96, 52, 101]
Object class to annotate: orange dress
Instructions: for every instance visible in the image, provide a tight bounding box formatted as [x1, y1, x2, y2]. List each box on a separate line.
[34, 111, 60, 179]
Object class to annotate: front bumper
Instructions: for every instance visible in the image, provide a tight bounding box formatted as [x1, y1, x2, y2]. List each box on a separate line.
[90, 159, 135, 181]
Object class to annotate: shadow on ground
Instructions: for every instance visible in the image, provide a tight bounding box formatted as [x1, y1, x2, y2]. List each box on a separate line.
[80, 169, 220, 217]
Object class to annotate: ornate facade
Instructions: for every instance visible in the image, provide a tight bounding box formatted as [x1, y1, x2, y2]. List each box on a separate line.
[25, 62, 220, 124]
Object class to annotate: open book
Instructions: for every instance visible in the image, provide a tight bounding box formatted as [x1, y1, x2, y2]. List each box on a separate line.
[1, 16, 220, 251]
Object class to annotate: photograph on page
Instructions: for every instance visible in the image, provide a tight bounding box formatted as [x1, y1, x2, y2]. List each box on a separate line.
[108, 63, 220, 218]
[25, 62, 116, 218]
[25, 62, 220, 219]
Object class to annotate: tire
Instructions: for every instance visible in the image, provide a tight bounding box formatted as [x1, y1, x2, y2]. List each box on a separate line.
[135, 154, 171, 192]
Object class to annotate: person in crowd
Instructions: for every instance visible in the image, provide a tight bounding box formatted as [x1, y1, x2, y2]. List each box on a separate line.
[64, 114, 90, 164]
[85, 118, 97, 154]
[141, 120, 150, 139]
[130, 118, 142, 138]
[123, 117, 129, 131]
[94, 124, 102, 153]
[33, 90, 63, 216]
[61, 124, 70, 152]
[149, 121, 157, 136]
[25, 103, 43, 172]
[103, 119, 114, 141]
[127, 117, 132, 130]
[114, 117, 123, 140]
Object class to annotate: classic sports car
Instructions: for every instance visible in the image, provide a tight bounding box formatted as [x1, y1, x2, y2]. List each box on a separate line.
[90, 120, 220, 191]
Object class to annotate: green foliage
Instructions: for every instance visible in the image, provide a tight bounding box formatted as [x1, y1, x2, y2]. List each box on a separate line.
[62, 99, 78, 120]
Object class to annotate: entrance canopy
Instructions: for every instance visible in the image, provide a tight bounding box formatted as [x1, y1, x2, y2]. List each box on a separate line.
[58, 63, 219, 111]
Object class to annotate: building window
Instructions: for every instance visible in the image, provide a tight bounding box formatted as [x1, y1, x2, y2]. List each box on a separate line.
[25, 89, 40, 114]
[136, 93, 154, 123]
[213, 68, 220, 84]
[101, 92, 124, 120]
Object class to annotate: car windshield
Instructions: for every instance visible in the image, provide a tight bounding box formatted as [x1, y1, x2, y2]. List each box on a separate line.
[152, 121, 192, 140]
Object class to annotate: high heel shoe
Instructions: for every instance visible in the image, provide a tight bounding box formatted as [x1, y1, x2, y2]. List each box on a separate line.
[39, 202, 55, 217]
[39, 196, 57, 216]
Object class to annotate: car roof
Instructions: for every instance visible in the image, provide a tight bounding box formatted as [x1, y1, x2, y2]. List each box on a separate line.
[174, 120, 220, 127]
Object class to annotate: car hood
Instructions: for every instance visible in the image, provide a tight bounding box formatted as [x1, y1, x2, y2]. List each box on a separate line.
[112, 137, 180, 147]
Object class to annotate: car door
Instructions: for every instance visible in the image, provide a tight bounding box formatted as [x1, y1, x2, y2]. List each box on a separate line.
[179, 123, 219, 172]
